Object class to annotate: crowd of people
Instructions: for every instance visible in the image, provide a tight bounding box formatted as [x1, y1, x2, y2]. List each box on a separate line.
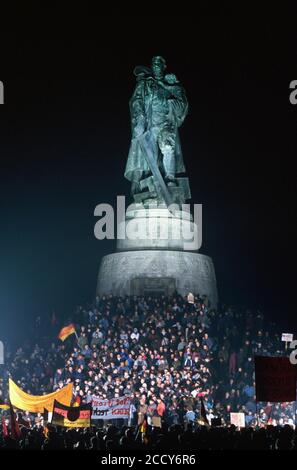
[0, 293, 296, 449]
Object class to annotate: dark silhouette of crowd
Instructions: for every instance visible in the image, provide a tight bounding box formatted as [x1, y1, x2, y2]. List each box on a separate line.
[2, 422, 297, 450]
[0, 293, 296, 449]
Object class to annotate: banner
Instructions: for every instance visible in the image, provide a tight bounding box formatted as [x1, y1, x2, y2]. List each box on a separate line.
[9, 378, 73, 413]
[51, 400, 91, 428]
[91, 396, 132, 420]
[147, 416, 162, 427]
[281, 333, 293, 342]
[230, 412, 245, 428]
[254, 356, 297, 402]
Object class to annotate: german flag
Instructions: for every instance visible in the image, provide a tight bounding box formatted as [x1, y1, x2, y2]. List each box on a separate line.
[51, 400, 91, 428]
[72, 395, 81, 407]
[0, 399, 9, 410]
[58, 324, 76, 342]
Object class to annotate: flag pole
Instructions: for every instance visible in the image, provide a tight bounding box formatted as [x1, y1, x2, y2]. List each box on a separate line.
[74, 330, 82, 351]
[267, 403, 274, 426]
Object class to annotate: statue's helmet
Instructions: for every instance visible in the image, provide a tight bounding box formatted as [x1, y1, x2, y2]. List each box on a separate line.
[151, 56, 167, 68]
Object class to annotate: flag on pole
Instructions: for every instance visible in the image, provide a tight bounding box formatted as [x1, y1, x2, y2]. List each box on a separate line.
[58, 324, 76, 342]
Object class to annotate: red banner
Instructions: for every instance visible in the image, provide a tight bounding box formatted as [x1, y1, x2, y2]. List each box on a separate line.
[255, 356, 297, 402]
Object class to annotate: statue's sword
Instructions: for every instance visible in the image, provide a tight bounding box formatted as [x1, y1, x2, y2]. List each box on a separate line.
[137, 130, 174, 209]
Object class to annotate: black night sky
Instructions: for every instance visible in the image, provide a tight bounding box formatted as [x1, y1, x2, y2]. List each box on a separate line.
[0, 14, 296, 344]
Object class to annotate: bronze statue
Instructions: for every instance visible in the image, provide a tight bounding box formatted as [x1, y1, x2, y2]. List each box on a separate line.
[125, 56, 189, 205]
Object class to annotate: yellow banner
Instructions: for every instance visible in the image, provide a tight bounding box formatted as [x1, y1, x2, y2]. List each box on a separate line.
[9, 378, 73, 413]
[54, 417, 90, 428]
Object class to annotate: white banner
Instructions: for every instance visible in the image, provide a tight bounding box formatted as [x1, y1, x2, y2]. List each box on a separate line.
[282, 333, 293, 342]
[91, 396, 132, 420]
[230, 412, 245, 428]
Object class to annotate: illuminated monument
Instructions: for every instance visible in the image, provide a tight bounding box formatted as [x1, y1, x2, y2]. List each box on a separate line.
[97, 56, 218, 305]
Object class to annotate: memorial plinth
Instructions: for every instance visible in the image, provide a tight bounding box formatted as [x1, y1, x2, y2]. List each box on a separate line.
[97, 207, 218, 306]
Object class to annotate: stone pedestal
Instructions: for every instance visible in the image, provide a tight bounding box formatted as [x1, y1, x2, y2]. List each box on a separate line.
[97, 207, 218, 307]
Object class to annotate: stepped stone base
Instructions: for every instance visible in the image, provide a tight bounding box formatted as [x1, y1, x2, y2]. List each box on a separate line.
[97, 250, 218, 307]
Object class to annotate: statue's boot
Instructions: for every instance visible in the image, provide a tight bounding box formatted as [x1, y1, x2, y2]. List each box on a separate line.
[163, 149, 176, 186]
